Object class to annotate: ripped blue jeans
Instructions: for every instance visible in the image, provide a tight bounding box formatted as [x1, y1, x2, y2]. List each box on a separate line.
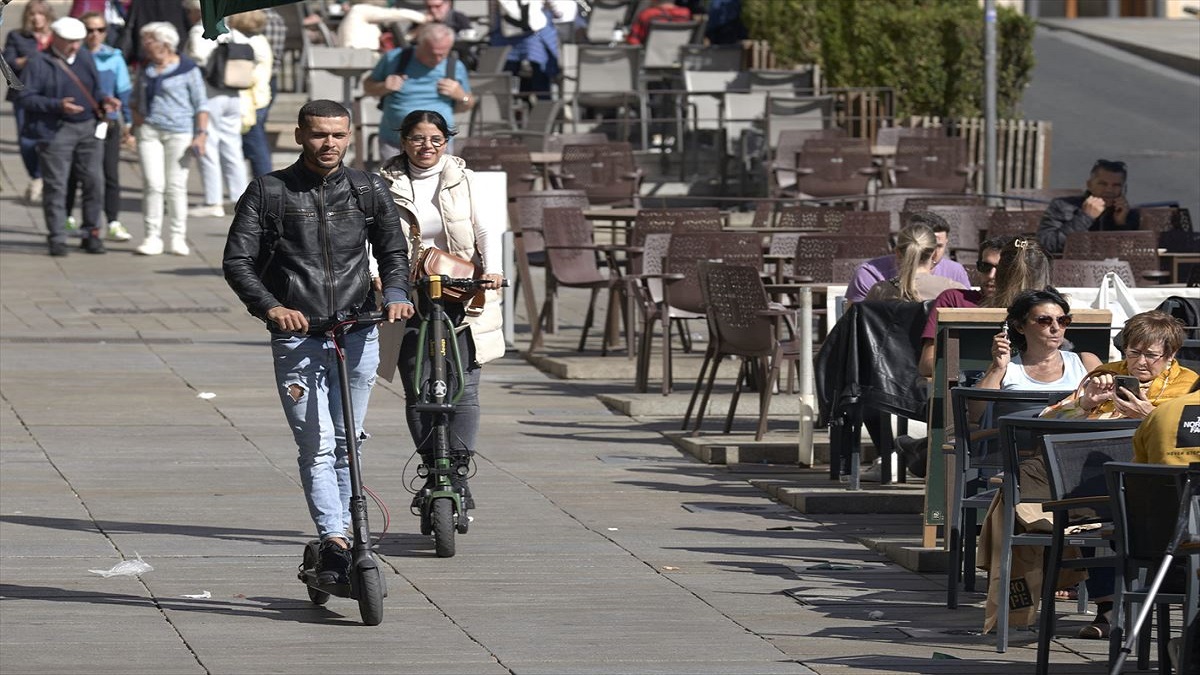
[271, 327, 379, 541]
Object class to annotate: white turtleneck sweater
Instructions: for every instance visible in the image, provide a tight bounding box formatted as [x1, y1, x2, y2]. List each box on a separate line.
[407, 156, 502, 273]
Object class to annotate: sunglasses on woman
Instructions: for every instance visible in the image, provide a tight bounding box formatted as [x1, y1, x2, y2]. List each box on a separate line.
[1032, 315, 1072, 328]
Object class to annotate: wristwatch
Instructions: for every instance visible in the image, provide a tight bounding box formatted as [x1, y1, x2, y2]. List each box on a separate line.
[461, 94, 470, 105]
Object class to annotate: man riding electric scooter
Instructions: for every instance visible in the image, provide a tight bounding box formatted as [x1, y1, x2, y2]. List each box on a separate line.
[223, 99, 414, 591]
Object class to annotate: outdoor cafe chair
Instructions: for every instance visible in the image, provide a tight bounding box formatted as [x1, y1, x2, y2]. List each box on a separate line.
[684, 261, 800, 441]
[944, 386, 1075, 611]
[1033, 428, 1137, 675]
[530, 206, 630, 355]
[1101, 462, 1198, 674]
[1063, 231, 1170, 285]
[990, 414, 1141, 653]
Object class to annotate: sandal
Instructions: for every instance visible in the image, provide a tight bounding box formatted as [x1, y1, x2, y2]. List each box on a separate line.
[1077, 609, 1112, 640]
[1055, 588, 1079, 601]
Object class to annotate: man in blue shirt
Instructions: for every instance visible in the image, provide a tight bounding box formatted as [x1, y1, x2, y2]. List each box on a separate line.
[363, 22, 473, 161]
[16, 17, 120, 256]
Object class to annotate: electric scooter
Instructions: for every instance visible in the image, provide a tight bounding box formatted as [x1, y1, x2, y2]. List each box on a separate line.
[296, 312, 387, 625]
[408, 274, 504, 558]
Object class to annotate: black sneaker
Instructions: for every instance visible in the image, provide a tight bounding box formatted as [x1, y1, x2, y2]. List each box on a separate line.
[48, 241, 68, 257]
[315, 539, 352, 585]
[452, 476, 476, 510]
[81, 233, 106, 254]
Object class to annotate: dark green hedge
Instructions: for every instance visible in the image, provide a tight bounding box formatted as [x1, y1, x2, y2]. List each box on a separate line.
[743, 0, 1035, 119]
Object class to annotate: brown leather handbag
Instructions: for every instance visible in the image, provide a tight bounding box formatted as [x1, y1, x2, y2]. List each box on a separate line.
[412, 247, 481, 304]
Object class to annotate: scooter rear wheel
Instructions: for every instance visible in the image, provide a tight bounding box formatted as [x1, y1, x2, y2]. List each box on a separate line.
[431, 497, 456, 558]
[302, 542, 330, 605]
[355, 564, 384, 626]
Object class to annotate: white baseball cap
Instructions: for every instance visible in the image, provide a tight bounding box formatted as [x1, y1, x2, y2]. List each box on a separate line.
[51, 17, 87, 41]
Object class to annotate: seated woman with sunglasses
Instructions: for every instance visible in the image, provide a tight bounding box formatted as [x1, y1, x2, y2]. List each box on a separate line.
[975, 289, 1101, 392]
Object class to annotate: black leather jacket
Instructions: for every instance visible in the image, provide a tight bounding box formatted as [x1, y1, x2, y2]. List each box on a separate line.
[815, 300, 932, 427]
[223, 160, 411, 328]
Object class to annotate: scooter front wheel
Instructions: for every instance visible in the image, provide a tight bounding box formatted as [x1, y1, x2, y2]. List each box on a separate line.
[355, 564, 384, 626]
[431, 497, 456, 558]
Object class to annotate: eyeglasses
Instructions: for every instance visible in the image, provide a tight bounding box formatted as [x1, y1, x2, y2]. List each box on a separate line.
[86, 27, 107, 34]
[405, 135, 446, 147]
[1125, 348, 1165, 363]
[976, 260, 996, 274]
[1032, 315, 1072, 328]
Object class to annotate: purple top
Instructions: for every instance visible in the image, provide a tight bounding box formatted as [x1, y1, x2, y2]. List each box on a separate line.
[845, 255, 971, 304]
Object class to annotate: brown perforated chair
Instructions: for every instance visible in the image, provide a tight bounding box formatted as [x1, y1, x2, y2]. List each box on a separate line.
[554, 142, 643, 207]
[510, 190, 590, 336]
[458, 145, 539, 196]
[636, 231, 762, 394]
[1062, 230, 1169, 284]
[891, 137, 974, 192]
[531, 206, 629, 354]
[1051, 259, 1137, 288]
[791, 234, 891, 283]
[836, 211, 891, 236]
[685, 261, 801, 441]
[768, 128, 847, 198]
[793, 139, 879, 199]
[775, 205, 852, 231]
[986, 209, 1042, 240]
[872, 188, 941, 231]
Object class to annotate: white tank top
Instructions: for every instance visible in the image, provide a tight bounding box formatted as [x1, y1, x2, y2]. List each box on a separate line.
[1000, 351, 1089, 391]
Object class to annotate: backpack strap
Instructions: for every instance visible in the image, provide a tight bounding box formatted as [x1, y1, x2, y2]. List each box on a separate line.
[344, 167, 378, 227]
[394, 46, 414, 77]
[257, 174, 286, 276]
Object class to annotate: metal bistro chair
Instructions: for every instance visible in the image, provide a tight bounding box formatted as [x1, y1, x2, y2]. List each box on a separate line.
[990, 414, 1141, 653]
[554, 142, 644, 208]
[1051, 259, 1137, 288]
[466, 73, 519, 137]
[767, 128, 848, 199]
[531, 206, 630, 355]
[510, 190, 591, 338]
[685, 261, 800, 441]
[1063, 230, 1171, 285]
[458, 144, 539, 196]
[774, 204, 852, 232]
[572, 45, 642, 142]
[640, 231, 761, 395]
[1033, 428, 1137, 675]
[985, 209, 1042, 241]
[945, 386, 1074, 611]
[836, 211, 891, 237]
[891, 136, 974, 192]
[1103, 462, 1199, 674]
[790, 234, 891, 284]
[792, 139, 879, 201]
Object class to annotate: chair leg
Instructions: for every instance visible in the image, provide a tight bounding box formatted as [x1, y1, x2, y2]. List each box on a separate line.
[682, 342, 716, 430]
[529, 294, 553, 353]
[635, 309, 655, 393]
[964, 511, 980, 593]
[1156, 605, 1170, 675]
[725, 359, 748, 434]
[1035, 521, 1066, 675]
[996, 505, 1015, 653]
[579, 288, 599, 353]
[947, 491, 965, 609]
[661, 311, 673, 396]
[691, 350, 722, 436]
[756, 352, 780, 441]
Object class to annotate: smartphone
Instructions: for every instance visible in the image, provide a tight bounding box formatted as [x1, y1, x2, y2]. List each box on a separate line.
[1114, 375, 1141, 397]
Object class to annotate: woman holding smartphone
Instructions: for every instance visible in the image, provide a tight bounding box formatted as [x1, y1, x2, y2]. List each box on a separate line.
[1042, 309, 1197, 420]
[976, 288, 1101, 391]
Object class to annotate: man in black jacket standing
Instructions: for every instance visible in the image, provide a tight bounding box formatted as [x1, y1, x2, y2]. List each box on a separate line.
[223, 99, 414, 585]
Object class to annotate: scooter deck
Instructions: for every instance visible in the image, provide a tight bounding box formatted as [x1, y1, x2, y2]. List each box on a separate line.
[297, 568, 353, 599]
